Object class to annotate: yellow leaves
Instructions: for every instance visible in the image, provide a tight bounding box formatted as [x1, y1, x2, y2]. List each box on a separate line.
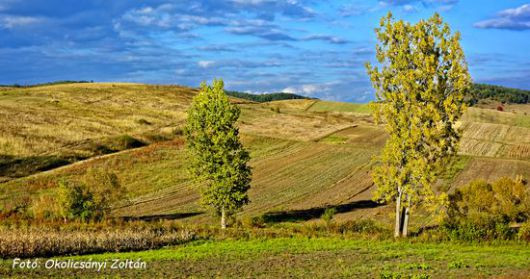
[450, 177, 529, 224]
[366, 12, 470, 212]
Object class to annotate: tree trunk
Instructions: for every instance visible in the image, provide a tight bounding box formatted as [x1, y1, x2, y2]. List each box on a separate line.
[402, 196, 411, 237]
[400, 204, 406, 232]
[394, 191, 402, 238]
[402, 206, 410, 237]
[221, 207, 227, 229]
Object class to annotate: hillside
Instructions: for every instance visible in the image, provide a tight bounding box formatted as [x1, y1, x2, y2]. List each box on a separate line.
[0, 83, 529, 229]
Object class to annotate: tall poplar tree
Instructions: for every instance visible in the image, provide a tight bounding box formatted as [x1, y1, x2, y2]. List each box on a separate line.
[184, 79, 251, 229]
[366, 13, 470, 237]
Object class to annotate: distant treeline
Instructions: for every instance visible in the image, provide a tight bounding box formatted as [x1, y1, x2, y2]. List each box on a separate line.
[468, 83, 529, 104]
[0, 80, 93, 88]
[225, 90, 314, 103]
[1, 80, 527, 104]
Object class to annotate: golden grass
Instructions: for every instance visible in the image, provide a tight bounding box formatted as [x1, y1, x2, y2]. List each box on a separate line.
[0, 83, 195, 157]
[461, 107, 530, 128]
[0, 224, 195, 258]
[308, 100, 371, 114]
[264, 99, 317, 111]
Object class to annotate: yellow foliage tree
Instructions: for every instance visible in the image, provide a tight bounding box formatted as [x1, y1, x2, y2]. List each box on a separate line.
[366, 12, 471, 237]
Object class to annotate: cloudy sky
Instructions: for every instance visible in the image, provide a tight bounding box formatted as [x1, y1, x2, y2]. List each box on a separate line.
[1, 1, 529, 102]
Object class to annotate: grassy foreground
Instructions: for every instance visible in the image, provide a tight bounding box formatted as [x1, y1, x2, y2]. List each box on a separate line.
[1, 237, 528, 278]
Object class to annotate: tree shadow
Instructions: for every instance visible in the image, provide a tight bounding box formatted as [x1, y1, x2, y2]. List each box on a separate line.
[409, 225, 439, 237]
[0, 155, 82, 179]
[120, 212, 204, 222]
[262, 200, 382, 223]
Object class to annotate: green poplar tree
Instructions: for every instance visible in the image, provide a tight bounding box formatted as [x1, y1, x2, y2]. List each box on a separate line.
[184, 79, 251, 229]
[366, 13, 471, 237]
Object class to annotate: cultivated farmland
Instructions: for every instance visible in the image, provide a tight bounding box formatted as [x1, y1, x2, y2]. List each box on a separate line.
[1, 83, 528, 229]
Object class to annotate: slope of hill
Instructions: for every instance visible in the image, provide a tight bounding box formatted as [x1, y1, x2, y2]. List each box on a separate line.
[0, 83, 529, 230]
[0, 83, 196, 181]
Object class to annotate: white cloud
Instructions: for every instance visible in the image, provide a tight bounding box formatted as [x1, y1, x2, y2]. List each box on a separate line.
[0, 15, 41, 29]
[402, 5, 417, 13]
[303, 34, 348, 44]
[474, 4, 530, 30]
[231, 0, 269, 5]
[474, 18, 530, 30]
[499, 4, 530, 19]
[375, 0, 458, 12]
[282, 84, 326, 95]
[197, 60, 215, 68]
[281, 87, 297, 94]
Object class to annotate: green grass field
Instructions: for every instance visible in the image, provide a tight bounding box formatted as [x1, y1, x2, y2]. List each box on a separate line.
[1, 237, 528, 278]
[308, 100, 372, 114]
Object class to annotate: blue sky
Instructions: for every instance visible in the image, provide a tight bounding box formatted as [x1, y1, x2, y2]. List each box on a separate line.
[0, 0, 529, 102]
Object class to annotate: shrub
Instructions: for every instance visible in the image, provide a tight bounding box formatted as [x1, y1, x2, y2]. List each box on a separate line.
[445, 176, 529, 240]
[518, 221, 530, 241]
[52, 168, 127, 222]
[496, 105, 504, 111]
[241, 215, 266, 228]
[321, 207, 336, 225]
[448, 177, 529, 224]
[58, 181, 96, 222]
[0, 194, 32, 219]
[31, 194, 66, 221]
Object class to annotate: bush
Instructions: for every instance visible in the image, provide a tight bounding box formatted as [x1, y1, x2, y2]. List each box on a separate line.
[518, 221, 530, 241]
[448, 177, 529, 224]
[0, 195, 32, 220]
[241, 215, 266, 228]
[321, 207, 336, 225]
[58, 181, 96, 221]
[40, 168, 127, 222]
[440, 220, 516, 241]
[30, 195, 57, 220]
[444, 176, 529, 240]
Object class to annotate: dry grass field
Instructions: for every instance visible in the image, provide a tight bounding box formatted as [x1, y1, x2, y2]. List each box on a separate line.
[0, 83, 529, 230]
[0, 83, 194, 156]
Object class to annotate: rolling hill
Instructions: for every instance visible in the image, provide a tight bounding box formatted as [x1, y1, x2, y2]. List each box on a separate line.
[0, 83, 529, 230]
